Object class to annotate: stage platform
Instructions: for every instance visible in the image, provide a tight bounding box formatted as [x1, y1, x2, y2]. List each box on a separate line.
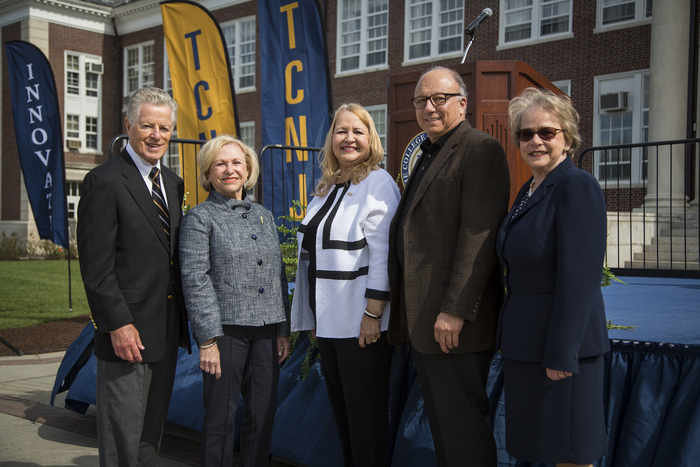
[604, 276, 700, 345]
[52, 276, 700, 467]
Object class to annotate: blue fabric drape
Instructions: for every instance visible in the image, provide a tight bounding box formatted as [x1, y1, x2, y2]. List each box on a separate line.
[52, 330, 700, 467]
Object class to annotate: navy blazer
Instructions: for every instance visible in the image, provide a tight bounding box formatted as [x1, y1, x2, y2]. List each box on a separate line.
[496, 157, 610, 374]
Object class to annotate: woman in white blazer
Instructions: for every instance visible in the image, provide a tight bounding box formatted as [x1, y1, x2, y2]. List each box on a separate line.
[291, 103, 400, 467]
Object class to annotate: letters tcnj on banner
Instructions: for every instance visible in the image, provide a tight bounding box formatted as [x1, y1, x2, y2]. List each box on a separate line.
[161, 0, 240, 206]
[259, 0, 332, 225]
[6, 40, 69, 249]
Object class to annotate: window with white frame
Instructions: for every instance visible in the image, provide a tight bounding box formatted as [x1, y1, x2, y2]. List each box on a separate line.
[64, 52, 102, 152]
[239, 122, 256, 150]
[163, 138, 181, 177]
[124, 42, 155, 105]
[221, 17, 256, 91]
[337, 0, 389, 73]
[594, 70, 650, 184]
[405, 0, 464, 62]
[598, 0, 652, 28]
[501, 0, 572, 45]
[552, 79, 571, 96]
[66, 181, 82, 220]
[366, 105, 387, 168]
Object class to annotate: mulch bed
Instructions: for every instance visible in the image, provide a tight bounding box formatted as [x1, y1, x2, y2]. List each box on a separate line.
[0, 315, 91, 356]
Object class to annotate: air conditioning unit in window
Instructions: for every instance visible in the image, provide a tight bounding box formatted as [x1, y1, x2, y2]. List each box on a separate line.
[600, 92, 629, 112]
[86, 63, 104, 74]
[66, 140, 82, 149]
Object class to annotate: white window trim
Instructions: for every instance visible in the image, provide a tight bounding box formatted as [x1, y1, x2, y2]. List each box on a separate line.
[239, 121, 256, 150]
[365, 104, 387, 169]
[402, 0, 465, 65]
[498, 0, 574, 49]
[64, 50, 102, 154]
[594, 0, 652, 32]
[220, 15, 257, 93]
[592, 69, 650, 188]
[552, 79, 571, 96]
[335, 0, 389, 75]
[123, 40, 155, 107]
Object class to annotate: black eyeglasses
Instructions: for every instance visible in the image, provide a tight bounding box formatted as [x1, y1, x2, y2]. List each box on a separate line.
[411, 93, 463, 109]
[516, 127, 566, 142]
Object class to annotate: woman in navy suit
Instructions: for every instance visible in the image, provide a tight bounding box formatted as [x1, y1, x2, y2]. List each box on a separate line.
[497, 88, 609, 467]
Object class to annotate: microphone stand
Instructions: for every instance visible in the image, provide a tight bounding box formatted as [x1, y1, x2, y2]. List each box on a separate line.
[461, 32, 477, 64]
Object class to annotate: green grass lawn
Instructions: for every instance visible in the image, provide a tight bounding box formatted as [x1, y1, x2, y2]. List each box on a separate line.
[0, 260, 90, 329]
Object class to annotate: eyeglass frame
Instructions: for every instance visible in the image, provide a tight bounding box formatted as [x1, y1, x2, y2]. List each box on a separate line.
[515, 127, 566, 143]
[410, 93, 464, 109]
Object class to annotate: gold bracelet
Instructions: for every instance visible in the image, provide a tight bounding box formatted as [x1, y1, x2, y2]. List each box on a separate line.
[199, 339, 218, 349]
[364, 309, 382, 321]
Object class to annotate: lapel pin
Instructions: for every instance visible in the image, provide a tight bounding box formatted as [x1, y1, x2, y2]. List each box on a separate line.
[260, 216, 264, 224]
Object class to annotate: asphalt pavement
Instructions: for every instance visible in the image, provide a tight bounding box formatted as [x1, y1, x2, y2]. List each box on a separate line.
[0, 351, 297, 467]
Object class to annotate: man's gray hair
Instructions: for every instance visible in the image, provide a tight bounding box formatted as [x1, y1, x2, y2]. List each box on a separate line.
[126, 87, 178, 126]
[418, 66, 468, 98]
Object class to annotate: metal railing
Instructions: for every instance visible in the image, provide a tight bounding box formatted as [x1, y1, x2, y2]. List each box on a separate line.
[577, 138, 699, 277]
[258, 144, 322, 221]
[108, 137, 323, 224]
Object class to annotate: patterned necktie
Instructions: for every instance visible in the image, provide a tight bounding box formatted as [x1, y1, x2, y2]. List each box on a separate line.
[149, 167, 170, 243]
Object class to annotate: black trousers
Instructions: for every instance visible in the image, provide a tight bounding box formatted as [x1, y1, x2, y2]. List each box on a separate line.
[412, 347, 497, 467]
[317, 332, 393, 467]
[201, 324, 279, 467]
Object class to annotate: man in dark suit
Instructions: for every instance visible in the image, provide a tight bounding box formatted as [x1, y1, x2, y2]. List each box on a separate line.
[78, 87, 190, 466]
[388, 67, 511, 466]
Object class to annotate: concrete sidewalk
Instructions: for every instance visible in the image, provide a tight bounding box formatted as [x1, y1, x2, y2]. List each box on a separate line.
[0, 351, 297, 466]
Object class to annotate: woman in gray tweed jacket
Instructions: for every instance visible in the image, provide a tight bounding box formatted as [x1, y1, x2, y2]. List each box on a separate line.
[179, 135, 290, 467]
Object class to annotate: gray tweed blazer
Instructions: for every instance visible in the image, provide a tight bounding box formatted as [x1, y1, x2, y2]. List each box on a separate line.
[179, 190, 290, 345]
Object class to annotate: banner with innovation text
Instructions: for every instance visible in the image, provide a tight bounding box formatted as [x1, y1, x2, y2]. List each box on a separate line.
[6, 40, 69, 249]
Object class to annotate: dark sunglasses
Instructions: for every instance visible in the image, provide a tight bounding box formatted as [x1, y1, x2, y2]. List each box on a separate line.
[516, 127, 566, 142]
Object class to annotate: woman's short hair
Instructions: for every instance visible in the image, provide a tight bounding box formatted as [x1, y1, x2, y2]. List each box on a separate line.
[508, 87, 581, 158]
[197, 135, 260, 192]
[315, 103, 385, 197]
[126, 87, 178, 127]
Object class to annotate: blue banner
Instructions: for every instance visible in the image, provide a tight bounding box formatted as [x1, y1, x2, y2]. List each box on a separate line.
[259, 0, 332, 225]
[6, 41, 69, 249]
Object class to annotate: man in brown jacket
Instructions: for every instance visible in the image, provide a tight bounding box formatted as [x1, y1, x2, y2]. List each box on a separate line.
[388, 67, 510, 466]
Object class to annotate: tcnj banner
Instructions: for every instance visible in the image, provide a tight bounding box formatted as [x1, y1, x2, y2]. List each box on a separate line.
[259, 0, 332, 225]
[161, 0, 240, 206]
[6, 40, 69, 248]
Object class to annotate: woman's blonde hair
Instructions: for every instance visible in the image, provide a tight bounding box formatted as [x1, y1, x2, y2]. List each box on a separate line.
[314, 103, 385, 196]
[197, 135, 260, 192]
[508, 87, 582, 158]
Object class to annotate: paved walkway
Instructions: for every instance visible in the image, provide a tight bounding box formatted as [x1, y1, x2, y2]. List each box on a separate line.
[0, 351, 298, 466]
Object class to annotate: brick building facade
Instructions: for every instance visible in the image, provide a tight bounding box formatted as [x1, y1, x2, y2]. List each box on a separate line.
[1, 0, 698, 242]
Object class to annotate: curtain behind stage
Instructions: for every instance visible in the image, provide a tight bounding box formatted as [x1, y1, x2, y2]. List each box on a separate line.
[52, 328, 700, 467]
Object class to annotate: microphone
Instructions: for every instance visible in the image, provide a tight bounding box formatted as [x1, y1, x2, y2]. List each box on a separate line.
[464, 8, 493, 35]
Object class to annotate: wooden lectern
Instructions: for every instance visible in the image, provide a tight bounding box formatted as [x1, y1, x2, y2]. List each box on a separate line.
[387, 61, 563, 203]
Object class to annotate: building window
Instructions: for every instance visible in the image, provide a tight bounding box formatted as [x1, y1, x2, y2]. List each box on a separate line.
[337, 0, 389, 73]
[124, 42, 155, 104]
[66, 115, 80, 140]
[405, 0, 464, 62]
[221, 17, 256, 91]
[599, 0, 652, 27]
[240, 122, 256, 150]
[64, 52, 102, 152]
[86, 117, 98, 150]
[366, 105, 387, 168]
[66, 181, 82, 219]
[594, 70, 650, 185]
[501, 0, 572, 45]
[66, 55, 80, 95]
[552, 79, 571, 96]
